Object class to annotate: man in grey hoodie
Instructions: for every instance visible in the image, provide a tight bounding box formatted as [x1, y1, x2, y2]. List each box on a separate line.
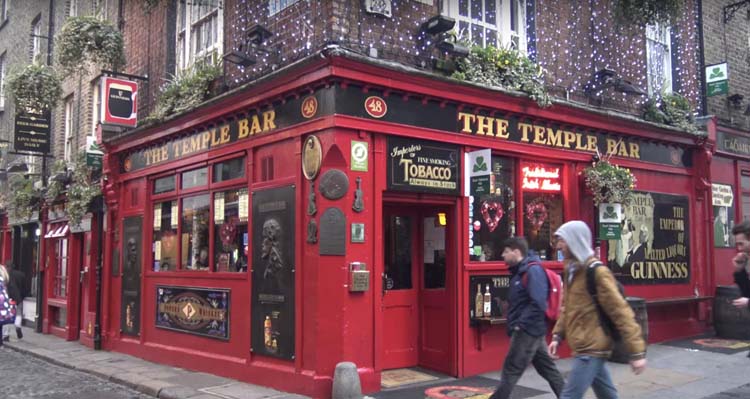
[548, 221, 647, 399]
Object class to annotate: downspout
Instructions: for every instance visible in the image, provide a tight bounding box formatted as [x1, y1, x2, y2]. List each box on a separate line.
[696, 0, 707, 116]
[93, 196, 104, 350]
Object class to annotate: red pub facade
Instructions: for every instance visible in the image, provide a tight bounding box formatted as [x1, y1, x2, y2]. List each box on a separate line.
[81, 50, 713, 398]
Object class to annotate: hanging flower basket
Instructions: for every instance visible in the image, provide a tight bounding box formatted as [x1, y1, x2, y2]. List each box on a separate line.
[56, 16, 125, 74]
[7, 63, 62, 112]
[583, 158, 637, 206]
[614, 0, 685, 27]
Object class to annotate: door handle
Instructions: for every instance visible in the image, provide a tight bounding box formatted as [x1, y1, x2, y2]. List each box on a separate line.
[80, 266, 89, 283]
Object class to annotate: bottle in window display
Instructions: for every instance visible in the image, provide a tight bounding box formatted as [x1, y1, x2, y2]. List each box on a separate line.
[483, 284, 492, 316]
[475, 284, 484, 318]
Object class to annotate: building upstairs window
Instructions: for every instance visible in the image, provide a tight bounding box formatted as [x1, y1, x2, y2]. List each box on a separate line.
[443, 0, 527, 52]
[90, 80, 101, 136]
[0, 53, 5, 109]
[646, 22, 672, 96]
[31, 16, 42, 62]
[67, 0, 77, 18]
[64, 96, 74, 162]
[269, 0, 300, 16]
[1, 0, 9, 22]
[176, 0, 223, 71]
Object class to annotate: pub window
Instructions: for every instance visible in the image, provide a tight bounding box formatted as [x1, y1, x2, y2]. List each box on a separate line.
[181, 166, 208, 189]
[213, 188, 249, 272]
[182, 194, 210, 271]
[742, 171, 750, 221]
[444, 0, 527, 52]
[470, 156, 516, 262]
[153, 175, 176, 194]
[152, 200, 178, 271]
[213, 157, 245, 183]
[521, 162, 563, 260]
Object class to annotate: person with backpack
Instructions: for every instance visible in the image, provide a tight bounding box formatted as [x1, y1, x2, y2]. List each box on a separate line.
[3, 262, 24, 340]
[488, 237, 565, 399]
[729, 220, 750, 357]
[548, 221, 647, 399]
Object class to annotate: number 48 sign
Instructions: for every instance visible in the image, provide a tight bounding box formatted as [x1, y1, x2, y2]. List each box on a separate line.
[364, 96, 387, 118]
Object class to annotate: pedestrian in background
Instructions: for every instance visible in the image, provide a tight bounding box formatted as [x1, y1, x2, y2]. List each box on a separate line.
[0, 263, 10, 347]
[730, 221, 750, 357]
[549, 221, 647, 399]
[4, 262, 25, 340]
[489, 237, 565, 399]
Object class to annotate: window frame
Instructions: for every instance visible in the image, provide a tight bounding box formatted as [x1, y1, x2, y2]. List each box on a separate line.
[148, 154, 248, 275]
[90, 79, 101, 136]
[175, 0, 223, 71]
[31, 16, 42, 62]
[67, 0, 77, 18]
[63, 96, 74, 162]
[1, 0, 9, 21]
[0, 52, 5, 109]
[443, 0, 527, 52]
[269, 0, 301, 16]
[646, 22, 673, 96]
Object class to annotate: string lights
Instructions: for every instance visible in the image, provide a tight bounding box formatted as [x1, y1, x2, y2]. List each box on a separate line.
[228, 0, 701, 112]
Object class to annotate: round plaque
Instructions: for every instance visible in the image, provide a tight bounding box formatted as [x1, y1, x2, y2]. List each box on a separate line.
[319, 169, 349, 200]
[302, 135, 322, 180]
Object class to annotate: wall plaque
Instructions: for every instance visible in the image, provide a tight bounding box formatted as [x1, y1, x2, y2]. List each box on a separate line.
[319, 169, 349, 200]
[320, 207, 346, 255]
[121, 216, 143, 336]
[302, 135, 322, 180]
[387, 137, 460, 195]
[156, 286, 230, 340]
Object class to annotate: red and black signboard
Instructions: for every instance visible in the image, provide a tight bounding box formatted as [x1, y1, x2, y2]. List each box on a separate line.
[14, 110, 51, 154]
[102, 77, 138, 127]
[252, 186, 295, 359]
[156, 286, 230, 340]
[387, 137, 461, 195]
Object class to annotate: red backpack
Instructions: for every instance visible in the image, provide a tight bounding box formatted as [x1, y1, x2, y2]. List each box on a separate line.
[522, 262, 563, 320]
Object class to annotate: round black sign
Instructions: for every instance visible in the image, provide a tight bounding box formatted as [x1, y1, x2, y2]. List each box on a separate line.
[319, 169, 349, 200]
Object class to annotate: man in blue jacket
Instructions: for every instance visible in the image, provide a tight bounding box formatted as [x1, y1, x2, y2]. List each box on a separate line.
[489, 237, 564, 399]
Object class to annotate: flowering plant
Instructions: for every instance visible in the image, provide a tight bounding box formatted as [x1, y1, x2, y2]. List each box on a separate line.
[583, 157, 637, 206]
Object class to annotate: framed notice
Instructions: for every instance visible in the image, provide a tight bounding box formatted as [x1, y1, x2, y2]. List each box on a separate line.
[386, 137, 460, 195]
[156, 286, 230, 340]
[14, 110, 51, 154]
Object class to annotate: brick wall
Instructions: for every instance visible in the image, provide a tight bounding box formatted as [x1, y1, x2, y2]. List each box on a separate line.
[702, 0, 750, 130]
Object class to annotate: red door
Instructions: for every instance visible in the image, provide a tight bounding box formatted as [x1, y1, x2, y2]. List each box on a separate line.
[382, 205, 454, 374]
[382, 208, 419, 369]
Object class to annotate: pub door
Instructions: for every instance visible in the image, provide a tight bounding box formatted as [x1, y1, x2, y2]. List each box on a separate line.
[382, 205, 454, 375]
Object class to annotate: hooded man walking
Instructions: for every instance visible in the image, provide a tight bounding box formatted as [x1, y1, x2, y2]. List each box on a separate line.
[489, 237, 565, 399]
[548, 221, 646, 399]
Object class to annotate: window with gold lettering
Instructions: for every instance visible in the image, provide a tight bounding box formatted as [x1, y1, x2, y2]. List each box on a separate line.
[470, 156, 516, 261]
[149, 156, 248, 273]
[521, 162, 564, 260]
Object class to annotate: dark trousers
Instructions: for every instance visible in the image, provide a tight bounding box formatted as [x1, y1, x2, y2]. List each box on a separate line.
[489, 328, 565, 399]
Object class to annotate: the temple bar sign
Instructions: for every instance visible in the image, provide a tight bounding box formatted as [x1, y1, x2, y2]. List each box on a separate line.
[102, 77, 138, 127]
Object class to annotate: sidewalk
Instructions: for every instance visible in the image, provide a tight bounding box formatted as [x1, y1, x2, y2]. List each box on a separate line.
[4, 327, 310, 399]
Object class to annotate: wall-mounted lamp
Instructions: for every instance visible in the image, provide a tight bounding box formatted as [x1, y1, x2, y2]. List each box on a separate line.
[246, 24, 273, 45]
[420, 15, 456, 35]
[584, 68, 647, 98]
[436, 40, 470, 57]
[6, 163, 29, 174]
[224, 25, 277, 67]
[223, 49, 257, 67]
[729, 93, 744, 110]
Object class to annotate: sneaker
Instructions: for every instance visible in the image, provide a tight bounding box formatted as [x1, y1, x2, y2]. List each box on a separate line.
[16, 327, 22, 339]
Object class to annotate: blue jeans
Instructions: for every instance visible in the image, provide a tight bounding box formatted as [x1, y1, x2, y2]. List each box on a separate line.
[560, 355, 618, 399]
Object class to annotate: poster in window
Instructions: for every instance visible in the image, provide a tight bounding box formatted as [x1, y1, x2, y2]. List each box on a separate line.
[606, 192, 689, 284]
[251, 186, 295, 359]
[712, 183, 735, 248]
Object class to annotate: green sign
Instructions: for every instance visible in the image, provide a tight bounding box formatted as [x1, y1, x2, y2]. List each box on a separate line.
[351, 141, 368, 171]
[598, 223, 621, 240]
[706, 63, 728, 97]
[86, 152, 103, 169]
[707, 81, 728, 96]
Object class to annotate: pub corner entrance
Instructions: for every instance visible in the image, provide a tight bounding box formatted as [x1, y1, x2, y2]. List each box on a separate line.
[381, 203, 457, 376]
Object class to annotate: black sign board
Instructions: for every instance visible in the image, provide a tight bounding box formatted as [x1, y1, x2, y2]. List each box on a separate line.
[252, 186, 295, 359]
[606, 192, 690, 285]
[319, 207, 346, 255]
[121, 216, 143, 336]
[468, 275, 510, 327]
[156, 286, 230, 340]
[387, 137, 461, 195]
[14, 110, 51, 154]
[717, 130, 750, 158]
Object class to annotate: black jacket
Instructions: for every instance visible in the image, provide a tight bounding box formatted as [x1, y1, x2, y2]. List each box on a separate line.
[507, 254, 548, 337]
[7, 269, 25, 303]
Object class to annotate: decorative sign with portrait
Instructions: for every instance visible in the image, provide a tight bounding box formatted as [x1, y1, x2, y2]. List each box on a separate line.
[712, 183, 735, 248]
[156, 286, 230, 340]
[606, 192, 690, 285]
[121, 216, 143, 336]
[251, 186, 295, 359]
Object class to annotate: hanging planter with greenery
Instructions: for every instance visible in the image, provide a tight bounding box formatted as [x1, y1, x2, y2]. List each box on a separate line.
[145, 60, 222, 124]
[56, 16, 125, 74]
[66, 153, 101, 227]
[583, 156, 637, 206]
[7, 63, 62, 112]
[7, 175, 43, 221]
[614, 0, 685, 27]
[44, 160, 70, 204]
[451, 44, 551, 108]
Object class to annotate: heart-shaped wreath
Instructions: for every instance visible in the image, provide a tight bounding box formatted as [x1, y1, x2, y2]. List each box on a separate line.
[525, 198, 549, 231]
[480, 200, 504, 232]
[220, 219, 238, 251]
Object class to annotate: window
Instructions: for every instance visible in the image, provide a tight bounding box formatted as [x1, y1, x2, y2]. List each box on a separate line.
[521, 162, 563, 260]
[646, 23, 672, 96]
[444, 0, 526, 51]
[269, 0, 300, 16]
[1, 0, 8, 21]
[176, 0, 222, 71]
[67, 0, 77, 17]
[31, 17, 41, 62]
[92, 0, 106, 18]
[64, 96, 74, 162]
[91, 80, 100, 135]
[470, 156, 516, 261]
[151, 156, 247, 273]
[54, 239, 68, 298]
[742, 171, 750, 222]
[0, 53, 5, 109]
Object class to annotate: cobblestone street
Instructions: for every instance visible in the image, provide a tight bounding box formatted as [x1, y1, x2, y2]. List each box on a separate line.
[1, 347, 150, 399]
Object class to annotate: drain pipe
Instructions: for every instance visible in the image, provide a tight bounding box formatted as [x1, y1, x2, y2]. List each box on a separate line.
[93, 196, 104, 350]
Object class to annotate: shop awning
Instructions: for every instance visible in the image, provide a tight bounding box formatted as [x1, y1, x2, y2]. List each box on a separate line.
[44, 224, 69, 239]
